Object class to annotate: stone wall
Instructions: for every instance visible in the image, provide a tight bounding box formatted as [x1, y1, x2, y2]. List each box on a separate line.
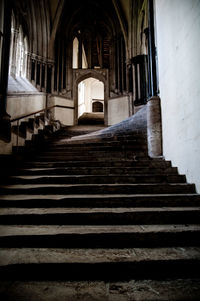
[155, 0, 200, 192]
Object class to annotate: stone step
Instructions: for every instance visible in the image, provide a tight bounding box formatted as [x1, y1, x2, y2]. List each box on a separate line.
[0, 224, 200, 248]
[34, 152, 148, 161]
[0, 194, 200, 208]
[48, 134, 146, 142]
[43, 145, 148, 152]
[21, 160, 172, 169]
[0, 279, 200, 300]
[2, 174, 186, 185]
[0, 207, 200, 225]
[45, 140, 147, 147]
[0, 247, 200, 281]
[40, 150, 148, 156]
[31, 156, 156, 162]
[48, 142, 147, 149]
[0, 183, 196, 195]
[7, 166, 178, 176]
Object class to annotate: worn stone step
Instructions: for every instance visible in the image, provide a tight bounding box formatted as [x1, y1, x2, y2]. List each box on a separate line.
[0, 194, 200, 208]
[47, 142, 147, 149]
[21, 160, 172, 169]
[39, 151, 148, 157]
[40, 149, 147, 154]
[0, 183, 196, 195]
[2, 174, 186, 185]
[34, 153, 148, 162]
[0, 207, 200, 225]
[0, 225, 200, 248]
[8, 166, 178, 176]
[48, 134, 146, 143]
[0, 278, 200, 301]
[0, 247, 200, 280]
[43, 144, 148, 151]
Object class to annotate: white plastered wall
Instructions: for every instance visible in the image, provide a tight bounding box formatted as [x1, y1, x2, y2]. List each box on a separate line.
[155, 0, 200, 192]
[108, 96, 129, 125]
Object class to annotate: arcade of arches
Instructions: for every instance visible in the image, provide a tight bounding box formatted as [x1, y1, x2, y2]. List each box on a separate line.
[0, 0, 200, 190]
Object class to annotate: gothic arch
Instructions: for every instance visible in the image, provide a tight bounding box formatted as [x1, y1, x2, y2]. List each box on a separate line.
[73, 69, 109, 125]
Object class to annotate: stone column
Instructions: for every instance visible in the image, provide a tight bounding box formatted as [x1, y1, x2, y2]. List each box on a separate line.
[147, 96, 162, 157]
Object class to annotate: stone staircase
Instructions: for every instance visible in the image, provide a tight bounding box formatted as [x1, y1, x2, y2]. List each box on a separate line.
[11, 112, 61, 150]
[0, 127, 200, 300]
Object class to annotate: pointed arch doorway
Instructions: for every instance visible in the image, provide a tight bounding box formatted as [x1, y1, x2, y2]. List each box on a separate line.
[73, 69, 109, 125]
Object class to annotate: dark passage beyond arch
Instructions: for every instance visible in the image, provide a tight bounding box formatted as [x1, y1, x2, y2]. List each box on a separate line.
[92, 101, 103, 112]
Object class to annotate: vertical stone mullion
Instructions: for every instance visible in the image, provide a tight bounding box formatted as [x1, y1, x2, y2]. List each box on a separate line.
[121, 37, 124, 92]
[27, 54, 31, 80]
[44, 63, 47, 91]
[34, 59, 37, 86]
[114, 38, 118, 91]
[39, 62, 42, 91]
[117, 38, 121, 93]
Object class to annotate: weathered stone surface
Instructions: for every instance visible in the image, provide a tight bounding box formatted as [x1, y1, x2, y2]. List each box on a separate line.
[0, 279, 200, 301]
[0, 123, 200, 299]
[147, 96, 162, 158]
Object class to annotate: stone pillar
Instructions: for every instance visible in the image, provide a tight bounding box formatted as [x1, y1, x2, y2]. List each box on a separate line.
[147, 96, 162, 157]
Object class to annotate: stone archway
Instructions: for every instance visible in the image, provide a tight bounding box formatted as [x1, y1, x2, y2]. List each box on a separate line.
[92, 101, 104, 113]
[73, 69, 109, 125]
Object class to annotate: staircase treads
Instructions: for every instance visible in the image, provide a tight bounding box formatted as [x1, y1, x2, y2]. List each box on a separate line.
[0, 193, 200, 208]
[0, 278, 200, 300]
[42, 145, 148, 151]
[0, 247, 200, 280]
[9, 166, 178, 176]
[3, 125, 200, 287]
[0, 183, 195, 195]
[20, 160, 173, 168]
[0, 207, 200, 225]
[3, 174, 186, 184]
[33, 155, 149, 162]
[0, 224, 200, 247]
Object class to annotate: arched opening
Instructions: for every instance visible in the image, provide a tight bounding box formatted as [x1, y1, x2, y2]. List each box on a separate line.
[78, 77, 104, 124]
[72, 36, 88, 69]
[92, 101, 103, 112]
[72, 37, 79, 69]
[9, 14, 28, 79]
